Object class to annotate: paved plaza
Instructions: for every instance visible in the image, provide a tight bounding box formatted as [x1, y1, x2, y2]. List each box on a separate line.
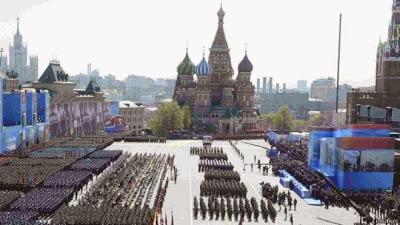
[106, 140, 360, 225]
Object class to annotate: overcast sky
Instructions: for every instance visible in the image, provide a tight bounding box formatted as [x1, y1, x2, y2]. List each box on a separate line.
[0, 0, 393, 88]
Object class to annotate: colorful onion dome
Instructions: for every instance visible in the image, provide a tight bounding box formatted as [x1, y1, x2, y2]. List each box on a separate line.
[177, 52, 195, 75]
[196, 57, 213, 76]
[238, 53, 253, 73]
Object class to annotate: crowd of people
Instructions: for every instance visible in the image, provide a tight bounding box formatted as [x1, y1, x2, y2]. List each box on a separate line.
[198, 152, 228, 161]
[191, 143, 254, 222]
[204, 169, 240, 182]
[30, 146, 97, 159]
[198, 159, 234, 171]
[43, 136, 114, 149]
[261, 182, 297, 212]
[43, 170, 93, 190]
[266, 137, 400, 225]
[52, 205, 153, 225]
[69, 158, 112, 174]
[89, 150, 123, 161]
[190, 146, 223, 155]
[0, 191, 22, 211]
[193, 196, 264, 222]
[0, 211, 42, 225]
[79, 153, 170, 209]
[0, 158, 75, 190]
[50, 153, 173, 224]
[0, 136, 178, 225]
[11, 187, 74, 213]
[274, 139, 308, 162]
[123, 136, 167, 143]
[229, 141, 244, 161]
[200, 180, 247, 198]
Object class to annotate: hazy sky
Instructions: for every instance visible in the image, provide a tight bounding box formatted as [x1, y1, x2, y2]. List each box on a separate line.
[0, 0, 393, 88]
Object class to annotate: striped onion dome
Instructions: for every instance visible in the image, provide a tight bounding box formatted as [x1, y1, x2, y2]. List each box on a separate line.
[177, 52, 195, 75]
[238, 53, 253, 73]
[196, 57, 213, 76]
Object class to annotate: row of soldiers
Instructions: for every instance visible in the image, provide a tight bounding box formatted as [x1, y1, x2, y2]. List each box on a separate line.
[204, 169, 240, 182]
[229, 141, 244, 161]
[198, 159, 234, 172]
[193, 196, 262, 222]
[52, 205, 152, 225]
[200, 180, 247, 197]
[190, 147, 223, 155]
[198, 152, 228, 161]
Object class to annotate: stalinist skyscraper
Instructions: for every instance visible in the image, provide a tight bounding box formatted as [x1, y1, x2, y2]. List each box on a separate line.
[8, 18, 38, 84]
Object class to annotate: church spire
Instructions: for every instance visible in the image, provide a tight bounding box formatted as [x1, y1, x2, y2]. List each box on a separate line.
[17, 18, 20, 35]
[212, 4, 228, 49]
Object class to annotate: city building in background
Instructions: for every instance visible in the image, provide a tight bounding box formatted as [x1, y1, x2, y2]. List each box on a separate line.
[31, 61, 118, 138]
[260, 90, 309, 119]
[173, 5, 259, 134]
[3, 19, 39, 84]
[310, 77, 351, 107]
[70, 71, 175, 104]
[310, 77, 336, 101]
[347, 1, 400, 124]
[297, 80, 308, 93]
[119, 101, 145, 135]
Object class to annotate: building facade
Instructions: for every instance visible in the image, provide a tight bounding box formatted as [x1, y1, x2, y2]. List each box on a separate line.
[7, 19, 38, 84]
[119, 101, 145, 135]
[173, 5, 259, 134]
[31, 61, 118, 138]
[310, 77, 336, 101]
[260, 91, 310, 120]
[297, 80, 308, 93]
[347, 0, 400, 123]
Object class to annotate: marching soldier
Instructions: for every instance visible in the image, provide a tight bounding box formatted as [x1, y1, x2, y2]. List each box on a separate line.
[193, 197, 199, 219]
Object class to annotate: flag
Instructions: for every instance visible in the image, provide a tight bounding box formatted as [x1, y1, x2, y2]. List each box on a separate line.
[170, 211, 174, 225]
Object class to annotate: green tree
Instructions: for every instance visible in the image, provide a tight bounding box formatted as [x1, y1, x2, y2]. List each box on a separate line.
[261, 112, 275, 124]
[273, 106, 294, 131]
[181, 105, 192, 130]
[309, 114, 327, 126]
[293, 119, 306, 131]
[205, 124, 218, 134]
[149, 101, 183, 136]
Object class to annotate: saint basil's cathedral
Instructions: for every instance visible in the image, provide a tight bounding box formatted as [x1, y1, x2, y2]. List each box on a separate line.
[173, 5, 259, 134]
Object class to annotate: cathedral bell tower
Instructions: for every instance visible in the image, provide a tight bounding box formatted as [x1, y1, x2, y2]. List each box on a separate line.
[375, 0, 400, 96]
[208, 5, 234, 105]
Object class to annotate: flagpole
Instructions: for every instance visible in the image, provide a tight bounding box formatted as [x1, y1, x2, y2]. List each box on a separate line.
[336, 13, 342, 113]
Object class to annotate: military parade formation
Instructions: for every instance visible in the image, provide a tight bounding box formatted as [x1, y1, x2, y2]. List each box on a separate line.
[189, 140, 298, 224]
[51, 153, 173, 225]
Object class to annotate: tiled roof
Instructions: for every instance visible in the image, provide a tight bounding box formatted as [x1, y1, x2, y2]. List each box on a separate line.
[38, 62, 69, 83]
